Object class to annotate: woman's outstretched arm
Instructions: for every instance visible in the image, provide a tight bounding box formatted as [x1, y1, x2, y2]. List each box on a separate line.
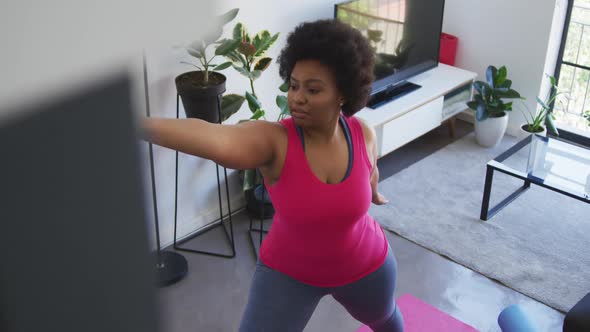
[142, 118, 282, 170]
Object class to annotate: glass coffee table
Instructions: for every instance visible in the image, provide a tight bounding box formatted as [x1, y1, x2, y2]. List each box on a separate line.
[480, 134, 590, 221]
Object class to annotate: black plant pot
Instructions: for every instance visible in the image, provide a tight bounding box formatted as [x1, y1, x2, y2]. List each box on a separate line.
[245, 187, 275, 219]
[175, 71, 226, 123]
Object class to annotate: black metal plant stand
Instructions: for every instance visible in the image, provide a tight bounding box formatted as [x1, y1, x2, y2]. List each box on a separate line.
[246, 181, 273, 259]
[143, 53, 188, 287]
[173, 94, 236, 258]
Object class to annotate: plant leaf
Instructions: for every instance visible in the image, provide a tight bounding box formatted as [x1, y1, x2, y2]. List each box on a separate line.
[202, 27, 223, 46]
[473, 81, 491, 96]
[180, 61, 202, 70]
[243, 168, 256, 191]
[486, 66, 497, 88]
[213, 61, 232, 71]
[499, 79, 512, 89]
[188, 40, 206, 55]
[497, 89, 521, 99]
[254, 32, 279, 56]
[496, 66, 507, 87]
[245, 91, 262, 112]
[216, 38, 241, 56]
[467, 101, 478, 110]
[481, 84, 489, 101]
[233, 64, 252, 78]
[276, 95, 288, 112]
[545, 113, 559, 135]
[238, 42, 257, 57]
[250, 109, 265, 120]
[226, 50, 247, 67]
[476, 103, 487, 121]
[233, 22, 245, 41]
[187, 47, 204, 59]
[254, 57, 272, 72]
[252, 31, 270, 53]
[279, 81, 289, 92]
[220, 94, 245, 122]
[250, 70, 262, 81]
[536, 96, 549, 110]
[218, 8, 239, 25]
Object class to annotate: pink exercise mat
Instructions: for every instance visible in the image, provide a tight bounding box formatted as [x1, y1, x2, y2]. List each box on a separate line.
[355, 294, 479, 332]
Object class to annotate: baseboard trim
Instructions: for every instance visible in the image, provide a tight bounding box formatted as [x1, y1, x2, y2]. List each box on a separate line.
[161, 194, 246, 249]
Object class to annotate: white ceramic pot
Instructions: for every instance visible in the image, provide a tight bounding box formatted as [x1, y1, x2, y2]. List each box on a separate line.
[520, 123, 547, 137]
[474, 113, 508, 147]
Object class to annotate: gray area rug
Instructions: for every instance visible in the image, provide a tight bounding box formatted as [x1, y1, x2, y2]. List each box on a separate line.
[370, 133, 590, 312]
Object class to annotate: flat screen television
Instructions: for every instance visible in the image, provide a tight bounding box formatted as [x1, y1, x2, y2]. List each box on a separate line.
[335, 0, 445, 108]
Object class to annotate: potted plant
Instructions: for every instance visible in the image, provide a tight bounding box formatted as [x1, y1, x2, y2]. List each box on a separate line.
[175, 8, 244, 123]
[519, 74, 563, 136]
[221, 22, 282, 218]
[584, 110, 590, 127]
[467, 65, 523, 147]
[223, 22, 280, 120]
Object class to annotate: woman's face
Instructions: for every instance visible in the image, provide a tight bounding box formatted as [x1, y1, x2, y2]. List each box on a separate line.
[288, 59, 344, 128]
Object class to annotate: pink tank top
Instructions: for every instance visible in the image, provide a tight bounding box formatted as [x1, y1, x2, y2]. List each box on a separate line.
[260, 115, 388, 287]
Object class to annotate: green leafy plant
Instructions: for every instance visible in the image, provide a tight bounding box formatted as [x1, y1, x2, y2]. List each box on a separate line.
[223, 23, 280, 120]
[181, 8, 241, 85]
[214, 22, 284, 192]
[467, 65, 523, 121]
[520, 74, 564, 135]
[584, 110, 590, 126]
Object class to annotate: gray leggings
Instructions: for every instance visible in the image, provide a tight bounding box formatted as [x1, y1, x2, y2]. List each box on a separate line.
[239, 245, 404, 332]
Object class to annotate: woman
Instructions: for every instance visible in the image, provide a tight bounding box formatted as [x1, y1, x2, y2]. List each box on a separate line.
[144, 19, 404, 332]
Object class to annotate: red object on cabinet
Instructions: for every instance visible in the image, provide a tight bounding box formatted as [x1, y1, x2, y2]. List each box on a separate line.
[440, 33, 458, 66]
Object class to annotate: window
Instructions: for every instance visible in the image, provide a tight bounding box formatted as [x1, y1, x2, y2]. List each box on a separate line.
[554, 0, 590, 143]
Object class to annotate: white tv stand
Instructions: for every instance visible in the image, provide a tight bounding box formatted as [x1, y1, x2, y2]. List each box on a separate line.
[356, 63, 477, 158]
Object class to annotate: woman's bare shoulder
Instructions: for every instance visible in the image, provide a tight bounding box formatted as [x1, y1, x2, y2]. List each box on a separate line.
[353, 116, 376, 144]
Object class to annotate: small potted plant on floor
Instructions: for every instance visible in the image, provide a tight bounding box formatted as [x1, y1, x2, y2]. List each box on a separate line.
[468, 65, 523, 147]
[175, 8, 244, 123]
[519, 74, 563, 136]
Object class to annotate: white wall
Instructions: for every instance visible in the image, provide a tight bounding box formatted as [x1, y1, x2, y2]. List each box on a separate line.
[0, 0, 216, 114]
[443, 0, 564, 137]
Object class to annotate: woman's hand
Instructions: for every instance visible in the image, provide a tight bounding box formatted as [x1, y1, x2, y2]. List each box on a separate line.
[369, 160, 389, 205]
[372, 192, 389, 205]
[372, 193, 389, 205]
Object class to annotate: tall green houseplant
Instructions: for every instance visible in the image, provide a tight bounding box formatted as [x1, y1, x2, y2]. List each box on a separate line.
[219, 22, 287, 217]
[468, 65, 523, 147]
[220, 23, 286, 192]
[467, 65, 522, 121]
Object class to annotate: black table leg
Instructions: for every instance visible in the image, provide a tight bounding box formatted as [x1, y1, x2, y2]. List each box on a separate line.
[480, 165, 494, 220]
[481, 166, 531, 221]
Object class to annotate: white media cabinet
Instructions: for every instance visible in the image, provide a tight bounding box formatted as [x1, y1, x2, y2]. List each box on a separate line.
[356, 63, 477, 158]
